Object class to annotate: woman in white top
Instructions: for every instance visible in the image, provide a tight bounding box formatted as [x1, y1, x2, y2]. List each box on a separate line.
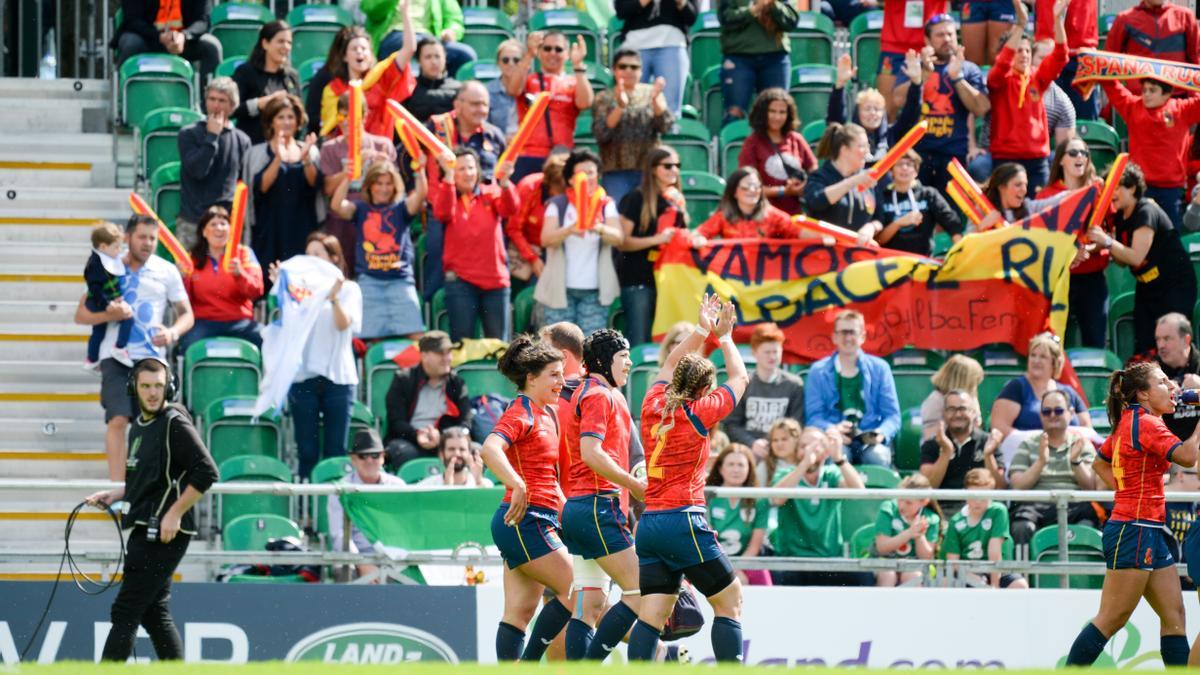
[535, 148, 624, 336]
[271, 231, 362, 480]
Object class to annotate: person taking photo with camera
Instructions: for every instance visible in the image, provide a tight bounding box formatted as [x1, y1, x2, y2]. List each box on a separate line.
[85, 357, 218, 662]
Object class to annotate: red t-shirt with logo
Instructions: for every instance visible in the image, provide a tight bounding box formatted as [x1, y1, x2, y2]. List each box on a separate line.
[518, 72, 581, 157]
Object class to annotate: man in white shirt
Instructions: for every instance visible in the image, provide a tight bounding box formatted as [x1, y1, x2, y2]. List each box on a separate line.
[419, 427, 494, 487]
[328, 429, 405, 582]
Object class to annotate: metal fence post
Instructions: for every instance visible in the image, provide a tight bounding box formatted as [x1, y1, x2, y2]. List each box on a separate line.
[1057, 493, 1070, 588]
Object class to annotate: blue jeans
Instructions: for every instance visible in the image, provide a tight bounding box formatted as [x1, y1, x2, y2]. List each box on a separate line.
[619, 285, 656, 347]
[177, 317, 262, 354]
[1146, 185, 1185, 229]
[288, 376, 354, 480]
[541, 289, 608, 336]
[721, 52, 790, 126]
[377, 31, 477, 79]
[444, 278, 511, 342]
[639, 45, 689, 119]
[423, 213, 445, 301]
[601, 170, 642, 210]
[1058, 56, 1098, 121]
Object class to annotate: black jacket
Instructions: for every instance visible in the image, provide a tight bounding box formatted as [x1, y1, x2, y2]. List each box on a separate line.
[615, 0, 698, 39]
[232, 61, 301, 145]
[385, 366, 474, 444]
[124, 405, 218, 535]
[117, 0, 212, 45]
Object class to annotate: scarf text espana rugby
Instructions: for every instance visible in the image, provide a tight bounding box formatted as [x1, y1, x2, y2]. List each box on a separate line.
[1073, 49, 1200, 99]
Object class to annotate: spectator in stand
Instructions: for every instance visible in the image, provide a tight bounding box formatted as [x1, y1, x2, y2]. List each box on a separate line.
[738, 88, 817, 216]
[1039, 138, 1106, 349]
[430, 148, 519, 341]
[419, 427, 494, 486]
[487, 40, 523, 137]
[535, 148, 624, 335]
[876, 0, 949, 119]
[613, 0, 697, 118]
[1034, 0, 1099, 119]
[1186, 181, 1200, 233]
[179, 206, 264, 353]
[363, 0, 476, 78]
[244, 95, 322, 268]
[507, 151, 568, 283]
[177, 77, 250, 249]
[318, 22, 416, 140]
[503, 31, 595, 181]
[656, 320, 692, 367]
[114, 0, 221, 83]
[873, 474, 941, 587]
[827, 53, 925, 164]
[758, 418, 811, 485]
[404, 38, 462, 124]
[804, 309, 902, 466]
[771, 428, 867, 586]
[724, 323, 805, 459]
[319, 92, 399, 270]
[920, 353, 984, 440]
[1008, 389, 1099, 547]
[274, 233, 361, 480]
[893, 14, 990, 195]
[1087, 163, 1198, 356]
[1099, 79, 1200, 229]
[991, 333, 1091, 436]
[981, 162, 1068, 223]
[1104, 0, 1199, 98]
[706, 444, 771, 586]
[83, 223, 132, 370]
[944, 468, 1028, 589]
[717, 0, 799, 126]
[693, 167, 798, 243]
[232, 21, 299, 146]
[804, 123, 882, 243]
[329, 162, 426, 340]
[874, 150, 963, 255]
[986, 0, 1067, 195]
[383, 330, 474, 467]
[1032, 42, 1078, 149]
[1153, 313, 1200, 440]
[304, 29, 351, 136]
[614, 146, 688, 346]
[73, 215, 193, 481]
[592, 48, 674, 206]
[328, 429, 405, 581]
[919, 390, 1007, 512]
[960, 0, 1014, 66]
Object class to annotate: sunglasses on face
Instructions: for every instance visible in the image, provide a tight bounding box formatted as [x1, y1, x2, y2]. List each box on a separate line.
[500, 56, 521, 64]
[1066, 148, 1090, 158]
[1040, 407, 1066, 417]
[541, 45, 565, 53]
[616, 63, 641, 71]
[355, 452, 384, 459]
[658, 161, 681, 169]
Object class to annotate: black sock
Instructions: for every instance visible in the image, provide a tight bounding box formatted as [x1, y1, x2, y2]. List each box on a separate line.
[627, 619, 661, 661]
[1066, 622, 1110, 666]
[586, 600, 638, 661]
[1162, 634, 1190, 666]
[495, 621, 525, 662]
[564, 618, 594, 661]
[520, 597, 571, 662]
[712, 616, 744, 663]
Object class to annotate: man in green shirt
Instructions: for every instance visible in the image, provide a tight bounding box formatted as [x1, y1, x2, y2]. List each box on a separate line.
[944, 468, 1028, 588]
[771, 428, 869, 586]
[363, 0, 477, 77]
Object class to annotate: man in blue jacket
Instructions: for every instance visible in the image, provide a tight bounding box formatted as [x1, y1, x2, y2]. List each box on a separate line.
[803, 310, 901, 466]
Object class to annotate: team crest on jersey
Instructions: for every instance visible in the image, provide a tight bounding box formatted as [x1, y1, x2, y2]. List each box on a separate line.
[982, 518, 992, 530]
[955, 520, 966, 531]
[893, 518, 904, 531]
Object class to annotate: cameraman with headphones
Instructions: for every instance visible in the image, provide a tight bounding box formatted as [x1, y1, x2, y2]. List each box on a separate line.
[85, 357, 218, 661]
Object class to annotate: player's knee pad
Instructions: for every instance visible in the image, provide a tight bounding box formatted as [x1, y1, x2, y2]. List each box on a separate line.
[684, 556, 737, 598]
[639, 561, 684, 597]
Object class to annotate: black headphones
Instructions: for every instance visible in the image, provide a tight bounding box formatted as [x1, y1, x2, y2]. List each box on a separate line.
[126, 356, 179, 402]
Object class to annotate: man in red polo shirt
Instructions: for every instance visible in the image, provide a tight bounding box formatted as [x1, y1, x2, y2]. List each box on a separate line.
[502, 30, 594, 183]
[1105, 0, 1199, 96]
[1034, 0, 1098, 118]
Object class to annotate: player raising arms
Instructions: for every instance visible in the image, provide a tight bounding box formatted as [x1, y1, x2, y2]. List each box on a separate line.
[627, 294, 750, 663]
[1066, 362, 1200, 667]
[559, 328, 644, 660]
[480, 335, 574, 662]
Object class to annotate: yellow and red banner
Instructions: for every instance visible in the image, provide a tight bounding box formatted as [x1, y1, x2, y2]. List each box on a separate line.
[652, 185, 1098, 361]
[1073, 49, 1200, 99]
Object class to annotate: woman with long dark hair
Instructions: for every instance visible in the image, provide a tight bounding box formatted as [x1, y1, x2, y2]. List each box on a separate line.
[694, 167, 796, 243]
[981, 162, 1066, 223]
[179, 205, 264, 352]
[232, 21, 299, 145]
[317, 17, 416, 138]
[1065, 362, 1200, 667]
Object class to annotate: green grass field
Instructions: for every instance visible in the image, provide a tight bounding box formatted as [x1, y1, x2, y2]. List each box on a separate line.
[4, 665, 1085, 673]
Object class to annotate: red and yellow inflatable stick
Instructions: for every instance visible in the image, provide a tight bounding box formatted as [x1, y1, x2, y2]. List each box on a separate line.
[393, 118, 422, 171]
[222, 181, 248, 273]
[129, 192, 193, 276]
[861, 120, 927, 190]
[1089, 153, 1128, 232]
[495, 91, 551, 182]
[386, 99, 453, 166]
[946, 181, 985, 227]
[569, 171, 606, 232]
[947, 157, 996, 218]
[347, 80, 364, 180]
[791, 214, 876, 247]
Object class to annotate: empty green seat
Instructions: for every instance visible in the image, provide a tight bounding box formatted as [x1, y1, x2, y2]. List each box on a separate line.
[1030, 524, 1105, 589]
[789, 64, 836, 125]
[363, 339, 414, 430]
[700, 65, 724, 137]
[211, 3, 273, 60]
[664, 118, 714, 175]
[184, 337, 262, 415]
[512, 286, 536, 335]
[458, 359, 519, 399]
[398, 457, 444, 483]
[286, 5, 352, 67]
[202, 396, 284, 468]
[218, 455, 292, 532]
[150, 161, 182, 227]
[688, 11, 722, 88]
[801, 119, 826, 146]
[1108, 291, 1136, 363]
[137, 106, 202, 181]
[311, 456, 352, 541]
[679, 170, 725, 228]
[214, 56, 246, 79]
[460, 7, 515, 67]
[849, 11, 884, 88]
[1077, 120, 1120, 175]
[456, 59, 502, 84]
[297, 57, 325, 103]
[1066, 347, 1123, 408]
[851, 523, 876, 558]
[894, 407, 925, 472]
[788, 13, 835, 66]
[119, 54, 195, 128]
[223, 513, 303, 551]
[887, 348, 944, 413]
[841, 464, 900, 541]
[719, 119, 750, 176]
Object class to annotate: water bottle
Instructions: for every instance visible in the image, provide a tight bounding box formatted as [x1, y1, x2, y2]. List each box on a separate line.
[1176, 390, 1200, 406]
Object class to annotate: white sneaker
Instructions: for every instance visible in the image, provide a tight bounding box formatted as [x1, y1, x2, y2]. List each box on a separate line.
[83, 360, 101, 374]
[110, 347, 133, 368]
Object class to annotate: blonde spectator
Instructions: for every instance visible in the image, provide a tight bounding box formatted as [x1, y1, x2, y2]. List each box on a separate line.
[990, 332, 1091, 436]
[706, 444, 771, 586]
[758, 418, 802, 486]
[873, 473, 942, 587]
[656, 321, 692, 367]
[921, 354, 985, 440]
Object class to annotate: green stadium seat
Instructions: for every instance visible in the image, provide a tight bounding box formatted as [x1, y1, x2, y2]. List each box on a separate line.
[214, 56, 246, 79]
[849, 11, 884, 88]
[664, 118, 715, 175]
[972, 344, 1025, 422]
[841, 464, 898, 541]
[1108, 291, 1136, 363]
[573, 111, 598, 155]
[789, 12, 836, 65]
[513, 286, 536, 335]
[626, 343, 662, 418]
[1066, 347, 1122, 408]
[460, 7, 515, 68]
[679, 170, 725, 228]
[223, 513, 303, 551]
[608, 296, 625, 332]
[529, 8, 602, 68]
[1088, 406, 1111, 435]
[429, 288, 483, 338]
[456, 59, 502, 84]
[184, 337, 261, 414]
[203, 396, 284, 467]
[119, 54, 195, 128]
[1076, 121, 1120, 175]
[137, 106, 202, 181]
[1030, 524, 1105, 589]
[351, 401, 374, 440]
[1104, 259, 1134, 300]
[700, 65, 724, 137]
[851, 523, 876, 558]
[211, 3, 273, 61]
[894, 406, 925, 472]
[607, 16, 625, 60]
[398, 457, 444, 483]
[1099, 13, 1117, 44]
[719, 119, 750, 176]
[802, 119, 826, 146]
[789, 64, 837, 126]
[150, 162, 182, 227]
[298, 57, 325, 104]
[932, 231, 954, 257]
[458, 359, 519, 399]
[886, 348, 944, 413]
[1182, 232, 1200, 262]
[311, 456, 352, 541]
[363, 339, 414, 431]
[218, 455, 292, 531]
[688, 12, 723, 98]
[286, 5, 352, 68]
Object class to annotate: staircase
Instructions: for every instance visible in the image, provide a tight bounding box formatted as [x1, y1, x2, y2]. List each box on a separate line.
[0, 78, 210, 581]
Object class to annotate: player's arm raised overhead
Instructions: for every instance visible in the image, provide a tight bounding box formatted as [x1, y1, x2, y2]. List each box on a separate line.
[712, 300, 749, 401]
[651, 292, 720, 384]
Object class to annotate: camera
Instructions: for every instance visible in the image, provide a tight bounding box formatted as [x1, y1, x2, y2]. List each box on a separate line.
[146, 516, 160, 542]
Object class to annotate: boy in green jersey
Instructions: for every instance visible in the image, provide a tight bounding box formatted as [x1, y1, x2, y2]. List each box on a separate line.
[874, 473, 941, 586]
[944, 468, 1029, 588]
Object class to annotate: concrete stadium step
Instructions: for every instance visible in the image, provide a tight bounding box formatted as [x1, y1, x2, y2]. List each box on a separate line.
[0, 333, 89, 361]
[0, 280, 83, 304]
[0, 100, 109, 133]
[0, 220, 96, 244]
[0, 299, 82, 324]
[0, 242, 93, 267]
[0, 186, 131, 217]
[0, 510, 123, 540]
[0, 78, 109, 101]
[0, 450, 108, 478]
[0, 133, 116, 188]
[0, 396, 103, 422]
[0, 380, 99, 396]
[0, 360, 103, 386]
[0, 417, 107, 450]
